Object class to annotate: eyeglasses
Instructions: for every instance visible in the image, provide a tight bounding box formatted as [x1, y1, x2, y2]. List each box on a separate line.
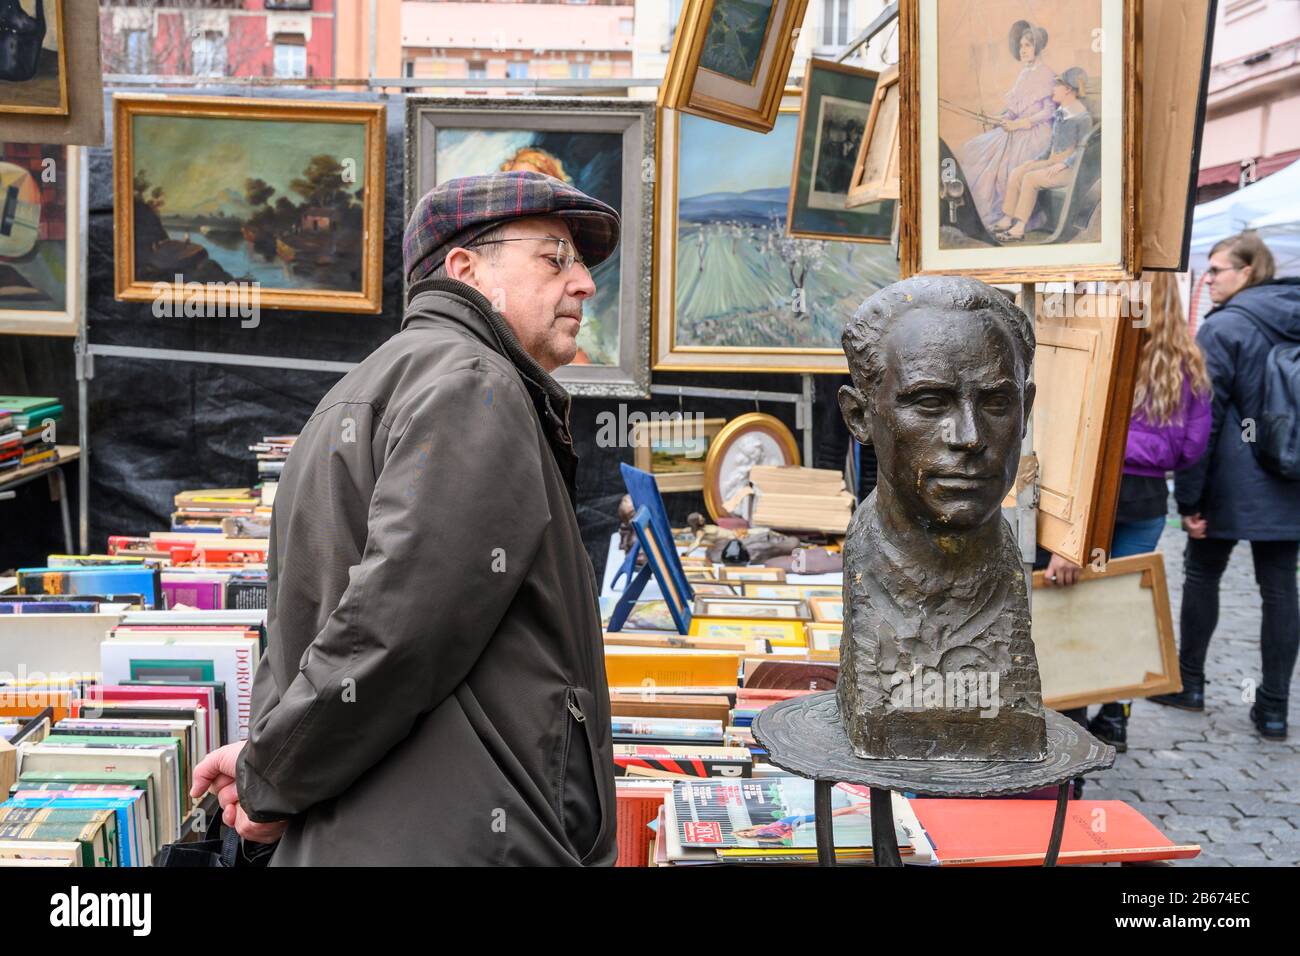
[1206, 265, 1242, 279]
[467, 236, 587, 274]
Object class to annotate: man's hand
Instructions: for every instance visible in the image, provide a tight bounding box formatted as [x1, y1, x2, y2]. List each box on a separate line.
[1183, 513, 1208, 539]
[1045, 553, 1082, 586]
[191, 740, 289, 845]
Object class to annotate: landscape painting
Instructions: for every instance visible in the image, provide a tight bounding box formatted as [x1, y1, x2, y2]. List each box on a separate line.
[659, 108, 897, 371]
[699, 0, 776, 84]
[114, 97, 385, 313]
[0, 142, 81, 335]
[433, 126, 624, 367]
[0, 0, 68, 115]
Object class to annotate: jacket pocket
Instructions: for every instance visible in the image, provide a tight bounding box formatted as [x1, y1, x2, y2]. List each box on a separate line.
[556, 685, 606, 862]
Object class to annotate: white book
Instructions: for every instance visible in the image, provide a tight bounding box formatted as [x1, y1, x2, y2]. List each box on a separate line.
[100, 637, 258, 745]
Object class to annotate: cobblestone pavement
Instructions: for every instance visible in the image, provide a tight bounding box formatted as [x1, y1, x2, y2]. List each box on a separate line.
[1081, 520, 1300, 866]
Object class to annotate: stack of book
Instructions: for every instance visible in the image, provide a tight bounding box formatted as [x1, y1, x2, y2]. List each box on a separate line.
[249, 435, 295, 508]
[0, 396, 61, 470]
[171, 488, 260, 534]
[748, 465, 855, 534]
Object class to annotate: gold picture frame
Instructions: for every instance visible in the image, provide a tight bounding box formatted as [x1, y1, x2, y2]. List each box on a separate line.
[687, 615, 805, 647]
[702, 412, 801, 521]
[658, 0, 810, 134]
[113, 95, 386, 314]
[899, 0, 1142, 283]
[807, 595, 843, 623]
[632, 416, 725, 493]
[718, 566, 787, 583]
[653, 89, 900, 374]
[847, 64, 901, 207]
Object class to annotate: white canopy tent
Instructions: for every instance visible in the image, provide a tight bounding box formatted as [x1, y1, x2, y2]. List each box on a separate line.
[1188, 159, 1300, 276]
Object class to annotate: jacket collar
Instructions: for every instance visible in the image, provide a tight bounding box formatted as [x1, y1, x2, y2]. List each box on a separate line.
[403, 278, 575, 441]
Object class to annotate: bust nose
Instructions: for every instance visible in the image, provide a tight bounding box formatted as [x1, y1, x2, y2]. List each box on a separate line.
[948, 402, 985, 451]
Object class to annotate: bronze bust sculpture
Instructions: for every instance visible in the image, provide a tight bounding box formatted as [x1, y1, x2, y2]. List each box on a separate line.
[836, 275, 1047, 761]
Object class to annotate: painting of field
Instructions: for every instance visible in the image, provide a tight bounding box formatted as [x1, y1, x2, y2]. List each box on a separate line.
[674, 112, 898, 351]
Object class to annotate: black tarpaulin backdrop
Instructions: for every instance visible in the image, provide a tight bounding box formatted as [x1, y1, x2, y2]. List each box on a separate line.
[0, 88, 862, 575]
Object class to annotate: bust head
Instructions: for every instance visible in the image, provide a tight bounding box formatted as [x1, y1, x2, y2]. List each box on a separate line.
[835, 277, 1047, 762]
[839, 276, 1035, 537]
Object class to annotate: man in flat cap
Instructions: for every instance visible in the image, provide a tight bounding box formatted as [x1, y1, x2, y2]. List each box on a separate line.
[191, 171, 620, 865]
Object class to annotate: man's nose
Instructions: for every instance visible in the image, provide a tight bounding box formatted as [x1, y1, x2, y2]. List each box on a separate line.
[947, 402, 985, 450]
[568, 264, 596, 298]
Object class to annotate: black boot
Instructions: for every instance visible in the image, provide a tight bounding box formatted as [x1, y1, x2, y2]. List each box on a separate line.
[1088, 702, 1129, 752]
[1250, 702, 1288, 740]
[1149, 674, 1205, 712]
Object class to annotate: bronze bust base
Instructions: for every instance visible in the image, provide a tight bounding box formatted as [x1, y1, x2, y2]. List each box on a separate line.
[752, 692, 1115, 866]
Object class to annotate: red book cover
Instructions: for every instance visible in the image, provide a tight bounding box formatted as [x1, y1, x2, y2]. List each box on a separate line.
[615, 782, 671, 868]
[910, 799, 1201, 866]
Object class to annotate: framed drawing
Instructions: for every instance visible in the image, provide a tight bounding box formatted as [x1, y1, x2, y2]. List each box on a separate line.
[718, 566, 786, 583]
[1142, 0, 1216, 271]
[0, 0, 68, 116]
[0, 143, 84, 336]
[1032, 552, 1180, 710]
[687, 615, 805, 647]
[632, 416, 725, 492]
[847, 64, 901, 207]
[1030, 290, 1142, 566]
[653, 94, 899, 373]
[807, 596, 843, 623]
[407, 98, 652, 398]
[742, 582, 840, 599]
[900, 0, 1142, 282]
[113, 96, 385, 314]
[787, 58, 894, 242]
[703, 412, 800, 521]
[692, 596, 808, 619]
[658, 0, 810, 134]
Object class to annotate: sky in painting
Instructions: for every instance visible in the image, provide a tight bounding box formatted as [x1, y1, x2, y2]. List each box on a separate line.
[131, 114, 366, 218]
[678, 112, 796, 197]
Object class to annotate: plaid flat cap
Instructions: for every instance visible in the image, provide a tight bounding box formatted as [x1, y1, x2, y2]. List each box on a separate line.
[403, 171, 621, 284]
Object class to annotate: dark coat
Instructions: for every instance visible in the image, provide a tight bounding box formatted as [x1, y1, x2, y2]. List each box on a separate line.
[236, 278, 616, 865]
[1175, 277, 1300, 540]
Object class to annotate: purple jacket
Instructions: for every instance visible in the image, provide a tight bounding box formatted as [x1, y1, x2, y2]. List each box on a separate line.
[1123, 378, 1211, 477]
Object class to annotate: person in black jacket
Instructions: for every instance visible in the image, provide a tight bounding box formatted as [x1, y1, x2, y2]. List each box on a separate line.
[1152, 232, 1300, 741]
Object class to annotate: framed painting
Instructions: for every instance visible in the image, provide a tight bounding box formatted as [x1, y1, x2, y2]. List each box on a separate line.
[1141, 0, 1216, 271]
[0, 143, 83, 336]
[1032, 552, 1180, 710]
[900, 0, 1141, 282]
[847, 64, 901, 207]
[632, 416, 725, 492]
[653, 94, 900, 373]
[407, 98, 653, 398]
[659, 0, 810, 133]
[787, 58, 894, 243]
[113, 96, 386, 314]
[702, 413, 800, 521]
[0, 0, 68, 116]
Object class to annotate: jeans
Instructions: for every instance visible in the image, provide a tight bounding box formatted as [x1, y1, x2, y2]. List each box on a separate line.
[1180, 537, 1300, 710]
[1110, 516, 1167, 559]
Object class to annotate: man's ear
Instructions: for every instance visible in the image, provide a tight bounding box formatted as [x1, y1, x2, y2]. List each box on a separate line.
[838, 385, 873, 445]
[444, 247, 479, 288]
[1022, 381, 1036, 437]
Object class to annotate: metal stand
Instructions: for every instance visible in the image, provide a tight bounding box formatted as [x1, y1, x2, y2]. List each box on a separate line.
[813, 778, 1071, 867]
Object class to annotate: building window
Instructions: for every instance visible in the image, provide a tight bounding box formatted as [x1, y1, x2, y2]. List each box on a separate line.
[619, 17, 632, 35]
[821, 0, 852, 48]
[124, 29, 149, 74]
[507, 61, 529, 79]
[467, 59, 487, 79]
[191, 31, 227, 77]
[570, 61, 590, 78]
[273, 36, 307, 78]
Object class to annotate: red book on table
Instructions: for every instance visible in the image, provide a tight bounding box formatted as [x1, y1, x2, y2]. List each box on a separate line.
[910, 799, 1201, 866]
